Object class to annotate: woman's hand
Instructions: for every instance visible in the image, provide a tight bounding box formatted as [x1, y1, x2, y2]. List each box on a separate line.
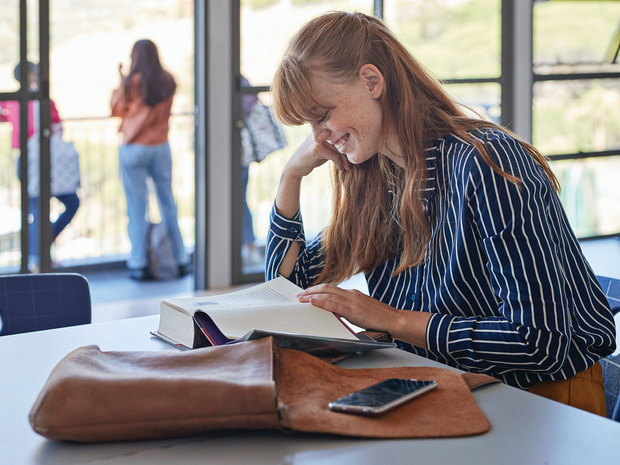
[275, 135, 352, 277]
[275, 134, 351, 219]
[297, 284, 398, 332]
[282, 134, 352, 179]
[297, 284, 432, 349]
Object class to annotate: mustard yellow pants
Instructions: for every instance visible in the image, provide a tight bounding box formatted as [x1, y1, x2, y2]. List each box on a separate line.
[528, 362, 606, 417]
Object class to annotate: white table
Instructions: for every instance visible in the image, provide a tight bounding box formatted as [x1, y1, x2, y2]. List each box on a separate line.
[2, 315, 619, 465]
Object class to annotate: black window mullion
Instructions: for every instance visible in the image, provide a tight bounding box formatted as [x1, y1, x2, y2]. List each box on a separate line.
[37, 0, 52, 273]
[18, 0, 29, 274]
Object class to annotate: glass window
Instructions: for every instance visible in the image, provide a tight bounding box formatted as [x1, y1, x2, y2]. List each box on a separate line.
[534, 1, 620, 66]
[246, 124, 333, 243]
[0, 109, 20, 269]
[444, 82, 501, 125]
[49, 2, 194, 119]
[0, 0, 20, 93]
[0, 1, 40, 92]
[240, 91, 333, 275]
[534, 1, 620, 239]
[533, 79, 620, 156]
[384, 0, 500, 80]
[0, 2, 195, 271]
[551, 157, 620, 238]
[52, 1, 194, 266]
[0, 1, 40, 271]
[240, 0, 373, 86]
[239, 0, 373, 274]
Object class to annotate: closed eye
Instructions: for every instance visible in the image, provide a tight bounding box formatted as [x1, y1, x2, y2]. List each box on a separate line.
[317, 111, 329, 124]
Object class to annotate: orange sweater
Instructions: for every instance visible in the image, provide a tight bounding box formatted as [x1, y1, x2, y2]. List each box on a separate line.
[110, 73, 173, 146]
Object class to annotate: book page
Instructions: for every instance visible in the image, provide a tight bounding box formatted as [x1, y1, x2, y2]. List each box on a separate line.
[161, 277, 359, 342]
[204, 302, 357, 340]
[183, 277, 302, 309]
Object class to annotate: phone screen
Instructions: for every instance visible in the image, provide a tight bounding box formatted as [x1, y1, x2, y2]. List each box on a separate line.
[328, 378, 437, 416]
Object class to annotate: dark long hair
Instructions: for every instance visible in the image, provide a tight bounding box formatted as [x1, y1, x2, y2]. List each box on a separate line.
[125, 39, 176, 106]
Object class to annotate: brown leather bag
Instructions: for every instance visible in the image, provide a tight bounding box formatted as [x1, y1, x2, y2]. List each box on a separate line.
[29, 337, 495, 442]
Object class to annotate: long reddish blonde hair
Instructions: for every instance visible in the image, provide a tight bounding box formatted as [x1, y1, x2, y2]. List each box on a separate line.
[272, 11, 559, 284]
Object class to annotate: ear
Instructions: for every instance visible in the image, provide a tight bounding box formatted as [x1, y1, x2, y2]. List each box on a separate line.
[359, 64, 384, 99]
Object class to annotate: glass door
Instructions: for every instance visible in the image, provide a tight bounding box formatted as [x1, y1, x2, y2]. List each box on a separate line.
[235, 0, 374, 284]
[0, 0, 49, 274]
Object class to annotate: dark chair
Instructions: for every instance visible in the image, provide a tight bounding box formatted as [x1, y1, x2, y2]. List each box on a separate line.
[0, 273, 91, 336]
[597, 275, 620, 421]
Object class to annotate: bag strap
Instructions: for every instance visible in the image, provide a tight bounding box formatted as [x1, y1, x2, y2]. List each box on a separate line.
[245, 103, 262, 159]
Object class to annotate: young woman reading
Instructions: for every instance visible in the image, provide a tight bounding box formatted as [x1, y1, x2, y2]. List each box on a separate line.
[266, 11, 616, 415]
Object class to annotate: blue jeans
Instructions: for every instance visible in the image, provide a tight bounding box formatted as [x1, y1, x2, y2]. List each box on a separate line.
[241, 165, 255, 246]
[28, 193, 80, 265]
[119, 141, 188, 270]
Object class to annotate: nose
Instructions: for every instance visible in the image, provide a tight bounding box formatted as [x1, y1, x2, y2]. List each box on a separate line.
[311, 124, 330, 144]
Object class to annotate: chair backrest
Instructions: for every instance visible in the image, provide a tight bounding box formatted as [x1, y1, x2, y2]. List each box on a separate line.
[0, 273, 91, 336]
[597, 276, 620, 315]
[597, 275, 620, 421]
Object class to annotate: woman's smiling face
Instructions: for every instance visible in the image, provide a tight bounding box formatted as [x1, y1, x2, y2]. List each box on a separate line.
[308, 65, 390, 166]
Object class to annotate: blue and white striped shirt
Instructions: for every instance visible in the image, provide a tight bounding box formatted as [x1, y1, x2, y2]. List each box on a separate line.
[266, 129, 616, 389]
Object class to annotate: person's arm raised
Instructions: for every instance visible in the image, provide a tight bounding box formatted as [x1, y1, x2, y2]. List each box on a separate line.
[276, 134, 351, 277]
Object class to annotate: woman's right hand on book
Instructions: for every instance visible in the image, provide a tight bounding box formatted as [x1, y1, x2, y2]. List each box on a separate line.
[297, 284, 432, 351]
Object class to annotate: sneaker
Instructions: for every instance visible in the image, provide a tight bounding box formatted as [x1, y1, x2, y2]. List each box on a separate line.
[178, 264, 191, 277]
[129, 268, 153, 281]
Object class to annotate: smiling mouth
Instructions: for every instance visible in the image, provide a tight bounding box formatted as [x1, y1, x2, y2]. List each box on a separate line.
[333, 134, 349, 151]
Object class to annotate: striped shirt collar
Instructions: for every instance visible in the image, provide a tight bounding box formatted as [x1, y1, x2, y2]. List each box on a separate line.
[423, 144, 438, 195]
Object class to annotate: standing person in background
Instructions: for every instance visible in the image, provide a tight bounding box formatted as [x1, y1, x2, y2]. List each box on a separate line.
[110, 39, 189, 281]
[0, 61, 79, 273]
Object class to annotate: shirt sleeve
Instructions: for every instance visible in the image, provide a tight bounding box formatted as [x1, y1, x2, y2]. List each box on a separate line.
[265, 203, 325, 289]
[110, 75, 140, 118]
[424, 133, 615, 380]
[110, 85, 127, 117]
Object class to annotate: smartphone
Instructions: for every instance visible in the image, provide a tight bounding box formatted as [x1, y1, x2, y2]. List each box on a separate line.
[328, 378, 437, 417]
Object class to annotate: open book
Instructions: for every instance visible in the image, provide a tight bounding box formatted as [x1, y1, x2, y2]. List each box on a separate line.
[152, 277, 395, 358]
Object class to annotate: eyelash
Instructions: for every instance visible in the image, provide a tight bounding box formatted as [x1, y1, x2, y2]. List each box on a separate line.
[317, 112, 328, 124]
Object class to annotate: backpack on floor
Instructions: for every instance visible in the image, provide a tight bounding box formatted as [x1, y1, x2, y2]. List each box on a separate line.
[147, 222, 178, 280]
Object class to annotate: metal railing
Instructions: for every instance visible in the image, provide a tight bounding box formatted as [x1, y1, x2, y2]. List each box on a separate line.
[0, 113, 196, 271]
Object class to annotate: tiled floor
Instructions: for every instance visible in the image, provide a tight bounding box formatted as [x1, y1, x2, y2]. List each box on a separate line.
[84, 237, 620, 323]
